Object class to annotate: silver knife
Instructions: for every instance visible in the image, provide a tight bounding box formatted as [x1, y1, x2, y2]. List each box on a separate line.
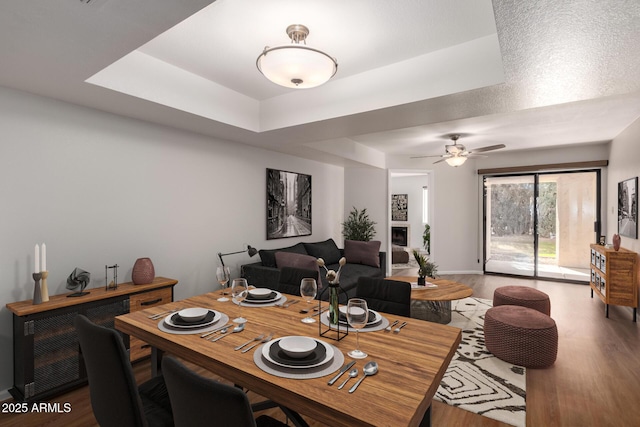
[328, 361, 356, 385]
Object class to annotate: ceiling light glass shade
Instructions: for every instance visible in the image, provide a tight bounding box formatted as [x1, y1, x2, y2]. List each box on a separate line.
[445, 156, 467, 167]
[257, 46, 337, 88]
[256, 25, 337, 89]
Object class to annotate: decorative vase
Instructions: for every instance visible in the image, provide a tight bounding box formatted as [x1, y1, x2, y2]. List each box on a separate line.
[32, 272, 43, 305]
[613, 234, 621, 251]
[328, 283, 340, 325]
[417, 276, 426, 286]
[132, 258, 155, 285]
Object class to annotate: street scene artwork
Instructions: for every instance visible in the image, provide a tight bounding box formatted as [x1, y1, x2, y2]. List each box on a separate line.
[267, 168, 312, 240]
[618, 177, 638, 239]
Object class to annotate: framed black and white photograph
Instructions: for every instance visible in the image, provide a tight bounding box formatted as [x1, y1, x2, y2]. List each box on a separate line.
[266, 168, 312, 240]
[391, 194, 408, 221]
[618, 177, 638, 239]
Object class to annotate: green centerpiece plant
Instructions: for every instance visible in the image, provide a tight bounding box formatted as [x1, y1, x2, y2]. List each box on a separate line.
[413, 249, 438, 286]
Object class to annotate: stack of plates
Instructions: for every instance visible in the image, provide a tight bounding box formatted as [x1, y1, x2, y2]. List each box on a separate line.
[243, 289, 282, 304]
[262, 336, 334, 369]
[163, 308, 221, 330]
[329, 307, 383, 327]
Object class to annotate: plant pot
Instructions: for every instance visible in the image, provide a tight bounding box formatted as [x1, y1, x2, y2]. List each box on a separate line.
[417, 276, 426, 286]
[132, 258, 155, 285]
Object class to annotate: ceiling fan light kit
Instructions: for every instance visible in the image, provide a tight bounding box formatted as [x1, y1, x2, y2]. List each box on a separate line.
[445, 156, 467, 167]
[256, 24, 338, 89]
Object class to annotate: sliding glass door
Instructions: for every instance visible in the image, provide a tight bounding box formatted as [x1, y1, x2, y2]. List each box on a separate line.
[484, 175, 536, 277]
[484, 170, 598, 282]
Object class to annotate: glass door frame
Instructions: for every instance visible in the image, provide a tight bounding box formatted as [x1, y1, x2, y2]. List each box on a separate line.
[482, 168, 602, 283]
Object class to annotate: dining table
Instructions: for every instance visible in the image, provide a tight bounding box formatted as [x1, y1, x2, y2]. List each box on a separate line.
[114, 290, 461, 427]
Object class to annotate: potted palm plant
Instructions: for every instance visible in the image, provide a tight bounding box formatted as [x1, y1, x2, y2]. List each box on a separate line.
[413, 250, 438, 286]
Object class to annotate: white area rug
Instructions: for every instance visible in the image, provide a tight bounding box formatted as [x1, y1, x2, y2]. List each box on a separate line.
[434, 298, 526, 427]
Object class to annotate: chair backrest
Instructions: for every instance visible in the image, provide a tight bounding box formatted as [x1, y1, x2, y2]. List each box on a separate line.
[355, 277, 411, 317]
[162, 356, 257, 427]
[75, 314, 147, 427]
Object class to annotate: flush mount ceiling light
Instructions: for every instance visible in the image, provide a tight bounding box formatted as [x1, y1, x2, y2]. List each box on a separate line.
[256, 24, 338, 89]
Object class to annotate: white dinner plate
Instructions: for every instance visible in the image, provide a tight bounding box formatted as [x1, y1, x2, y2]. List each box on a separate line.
[262, 337, 334, 369]
[242, 290, 282, 304]
[163, 310, 220, 329]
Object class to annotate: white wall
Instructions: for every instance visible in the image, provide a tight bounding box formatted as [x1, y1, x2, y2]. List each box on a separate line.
[607, 117, 640, 254]
[0, 86, 344, 397]
[343, 167, 388, 249]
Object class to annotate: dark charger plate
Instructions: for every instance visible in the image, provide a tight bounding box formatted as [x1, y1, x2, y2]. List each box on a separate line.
[244, 291, 278, 302]
[269, 340, 327, 366]
[170, 310, 216, 326]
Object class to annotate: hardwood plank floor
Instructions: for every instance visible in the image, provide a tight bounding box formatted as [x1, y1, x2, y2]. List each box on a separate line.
[2, 273, 639, 426]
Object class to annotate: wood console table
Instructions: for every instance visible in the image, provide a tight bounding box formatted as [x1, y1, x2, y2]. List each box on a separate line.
[6, 277, 177, 401]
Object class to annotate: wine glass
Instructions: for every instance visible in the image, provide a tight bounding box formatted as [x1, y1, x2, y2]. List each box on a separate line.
[346, 298, 369, 359]
[216, 266, 230, 302]
[300, 278, 317, 323]
[231, 278, 249, 323]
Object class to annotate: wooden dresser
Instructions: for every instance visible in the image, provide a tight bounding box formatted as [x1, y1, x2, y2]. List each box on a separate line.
[6, 277, 177, 401]
[589, 244, 638, 321]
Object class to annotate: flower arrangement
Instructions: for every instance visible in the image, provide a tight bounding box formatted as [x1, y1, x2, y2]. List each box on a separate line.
[317, 256, 347, 284]
[317, 256, 346, 325]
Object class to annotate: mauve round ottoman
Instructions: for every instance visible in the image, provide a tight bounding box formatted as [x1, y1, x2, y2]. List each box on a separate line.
[493, 285, 551, 315]
[484, 305, 558, 368]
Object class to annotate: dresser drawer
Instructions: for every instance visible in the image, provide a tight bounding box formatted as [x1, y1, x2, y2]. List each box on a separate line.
[129, 287, 172, 312]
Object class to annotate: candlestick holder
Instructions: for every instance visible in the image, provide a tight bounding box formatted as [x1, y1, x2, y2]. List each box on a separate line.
[40, 271, 49, 302]
[32, 272, 43, 305]
[105, 264, 119, 290]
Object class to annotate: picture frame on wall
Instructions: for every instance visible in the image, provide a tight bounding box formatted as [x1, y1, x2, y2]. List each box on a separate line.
[391, 194, 408, 221]
[266, 168, 312, 240]
[618, 177, 638, 239]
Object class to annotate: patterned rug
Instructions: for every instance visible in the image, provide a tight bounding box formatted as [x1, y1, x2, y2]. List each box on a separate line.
[434, 298, 526, 427]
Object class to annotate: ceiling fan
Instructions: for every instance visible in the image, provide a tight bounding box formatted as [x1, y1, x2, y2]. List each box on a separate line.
[411, 134, 506, 167]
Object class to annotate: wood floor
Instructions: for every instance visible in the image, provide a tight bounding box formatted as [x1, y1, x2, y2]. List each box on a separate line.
[2, 273, 639, 426]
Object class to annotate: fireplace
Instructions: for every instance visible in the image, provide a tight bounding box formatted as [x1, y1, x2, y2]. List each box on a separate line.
[391, 226, 409, 247]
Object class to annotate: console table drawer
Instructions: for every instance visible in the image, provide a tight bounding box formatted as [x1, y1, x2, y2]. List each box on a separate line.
[130, 287, 172, 312]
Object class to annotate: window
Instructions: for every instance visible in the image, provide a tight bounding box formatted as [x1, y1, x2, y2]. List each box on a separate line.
[422, 185, 429, 224]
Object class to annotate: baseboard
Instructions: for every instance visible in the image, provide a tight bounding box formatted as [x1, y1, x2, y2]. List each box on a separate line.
[0, 388, 12, 402]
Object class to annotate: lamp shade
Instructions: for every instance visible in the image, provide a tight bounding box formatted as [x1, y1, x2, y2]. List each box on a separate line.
[445, 156, 467, 167]
[257, 45, 337, 88]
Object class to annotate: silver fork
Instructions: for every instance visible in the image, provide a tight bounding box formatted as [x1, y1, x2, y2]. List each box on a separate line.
[384, 320, 399, 332]
[241, 332, 274, 353]
[234, 334, 264, 351]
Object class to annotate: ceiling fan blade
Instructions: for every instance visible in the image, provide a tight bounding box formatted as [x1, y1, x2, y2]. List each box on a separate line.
[466, 154, 488, 158]
[467, 144, 506, 154]
[410, 154, 447, 159]
[433, 158, 447, 164]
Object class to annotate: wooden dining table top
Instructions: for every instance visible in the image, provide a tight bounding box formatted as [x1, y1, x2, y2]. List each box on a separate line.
[386, 276, 474, 302]
[115, 291, 461, 427]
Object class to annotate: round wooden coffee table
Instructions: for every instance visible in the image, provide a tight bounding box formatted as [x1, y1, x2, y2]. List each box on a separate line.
[386, 276, 473, 324]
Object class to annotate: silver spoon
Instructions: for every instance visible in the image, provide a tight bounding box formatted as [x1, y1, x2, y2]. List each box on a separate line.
[210, 323, 244, 342]
[384, 320, 399, 332]
[337, 368, 358, 390]
[348, 361, 378, 393]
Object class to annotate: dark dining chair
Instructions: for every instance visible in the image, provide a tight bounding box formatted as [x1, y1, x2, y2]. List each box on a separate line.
[355, 276, 412, 317]
[74, 315, 173, 427]
[161, 356, 287, 427]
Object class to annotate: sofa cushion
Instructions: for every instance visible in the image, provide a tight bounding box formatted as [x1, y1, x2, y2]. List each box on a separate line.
[259, 243, 308, 268]
[275, 252, 319, 272]
[343, 240, 381, 268]
[303, 239, 342, 265]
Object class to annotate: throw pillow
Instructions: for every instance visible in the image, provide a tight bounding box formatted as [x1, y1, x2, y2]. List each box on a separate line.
[259, 243, 308, 268]
[343, 240, 381, 268]
[303, 238, 341, 265]
[275, 251, 319, 272]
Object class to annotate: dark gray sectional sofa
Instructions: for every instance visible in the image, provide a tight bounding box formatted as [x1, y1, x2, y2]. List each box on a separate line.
[241, 238, 386, 300]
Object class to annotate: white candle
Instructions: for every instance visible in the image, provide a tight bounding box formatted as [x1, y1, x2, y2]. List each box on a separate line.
[42, 243, 46, 271]
[34, 244, 40, 273]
